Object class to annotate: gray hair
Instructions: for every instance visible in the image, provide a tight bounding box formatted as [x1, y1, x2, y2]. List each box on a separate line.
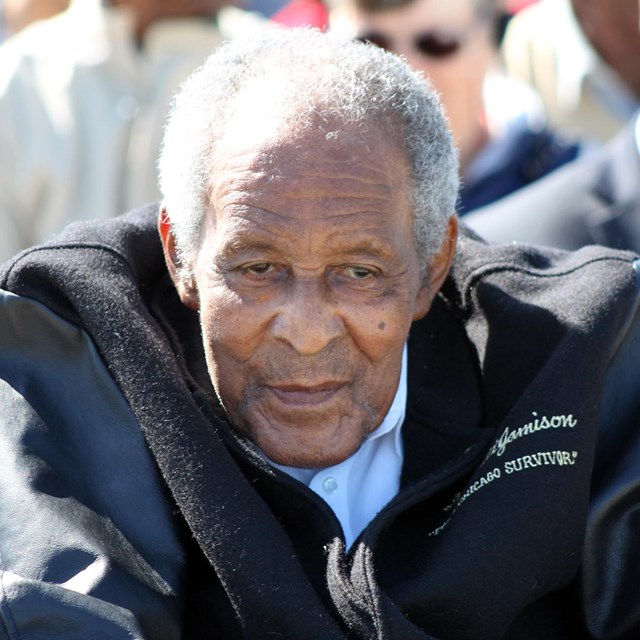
[158, 27, 459, 271]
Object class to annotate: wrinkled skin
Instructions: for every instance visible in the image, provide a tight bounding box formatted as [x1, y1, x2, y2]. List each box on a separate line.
[161, 120, 457, 468]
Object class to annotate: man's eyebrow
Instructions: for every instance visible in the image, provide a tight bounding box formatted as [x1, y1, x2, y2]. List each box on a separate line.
[211, 235, 282, 261]
[329, 239, 396, 261]
[215, 236, 281, 261]
[218, 239, 391, 257]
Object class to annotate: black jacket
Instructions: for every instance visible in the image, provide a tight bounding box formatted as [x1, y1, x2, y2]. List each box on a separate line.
[1, 205, 640, 639]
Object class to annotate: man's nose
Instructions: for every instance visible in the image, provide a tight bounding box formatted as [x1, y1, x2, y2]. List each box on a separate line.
[271, 278, 344, 355]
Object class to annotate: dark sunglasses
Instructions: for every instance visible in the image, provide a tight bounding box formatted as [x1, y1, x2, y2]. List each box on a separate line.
[356, 29, 467, 59]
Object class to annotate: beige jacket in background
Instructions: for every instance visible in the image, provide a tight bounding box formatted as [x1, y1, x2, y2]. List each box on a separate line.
[0, 0, 265, 262]
[501, 0, 638, 147]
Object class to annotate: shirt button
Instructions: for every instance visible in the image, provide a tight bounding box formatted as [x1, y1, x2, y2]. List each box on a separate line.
[322, 477, 338, 494]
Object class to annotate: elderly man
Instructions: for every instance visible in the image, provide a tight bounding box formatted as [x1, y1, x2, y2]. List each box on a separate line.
[465, 0, 640, 253]
[1, 28, 640, 639]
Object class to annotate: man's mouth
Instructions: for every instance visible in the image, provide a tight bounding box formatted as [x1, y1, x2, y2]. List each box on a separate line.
[266, 382, 347, 406]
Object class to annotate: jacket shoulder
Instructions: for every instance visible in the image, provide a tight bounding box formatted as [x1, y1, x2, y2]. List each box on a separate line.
[0, 204, 163, 324]
[0, 289, 186, 636]
[451, 230, 639, 302]
[446, 231, 640, 372]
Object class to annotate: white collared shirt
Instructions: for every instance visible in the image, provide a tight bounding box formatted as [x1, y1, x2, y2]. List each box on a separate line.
[268, 345, 407, 549]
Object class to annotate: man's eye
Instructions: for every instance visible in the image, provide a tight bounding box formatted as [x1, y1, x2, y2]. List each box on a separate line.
[243, 263, 274, 276]
[344, 265, 375, 279]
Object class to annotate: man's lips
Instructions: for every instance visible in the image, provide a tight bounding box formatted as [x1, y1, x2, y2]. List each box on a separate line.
[266, 382, 347, 406]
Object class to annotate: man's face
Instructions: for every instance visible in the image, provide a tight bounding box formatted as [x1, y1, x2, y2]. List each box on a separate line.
[163, 122, 455, 468]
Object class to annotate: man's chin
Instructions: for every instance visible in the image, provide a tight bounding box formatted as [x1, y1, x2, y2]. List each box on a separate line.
[248, 420, 367, 469]
[262, 444, 362, 469]
[229, 392, 378, 467]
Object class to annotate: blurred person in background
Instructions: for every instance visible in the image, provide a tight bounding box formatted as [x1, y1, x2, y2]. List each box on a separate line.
[502, 0, 640, 144]
[0, 0, 69, 40]
[466, 0, 640, 254]
[0, 0, 264, 262]
[330, 0, 582, 215]
[466, 108, 640, 252]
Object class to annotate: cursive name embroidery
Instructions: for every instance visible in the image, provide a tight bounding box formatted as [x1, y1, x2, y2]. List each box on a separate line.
[486, 412, 578, 459]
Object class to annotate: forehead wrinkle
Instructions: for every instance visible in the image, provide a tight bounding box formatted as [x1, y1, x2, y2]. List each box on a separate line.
[213, 134, 410, 189]
[213, 187, 410, 229]
[215, 207, 292, 241]
[272, 154, 402, 180]
[322, 221, 400, 254]
[218, 200, 412, 234]
[220, 166, 409, 210]
[213, 208, 403, 265]
[208, 128, 415, 251]
[266, 180, 401, 205]
[215, 170, 403, 205]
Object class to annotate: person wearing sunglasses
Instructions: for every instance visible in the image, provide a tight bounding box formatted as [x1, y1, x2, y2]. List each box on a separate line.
[331, 0, 583, 214]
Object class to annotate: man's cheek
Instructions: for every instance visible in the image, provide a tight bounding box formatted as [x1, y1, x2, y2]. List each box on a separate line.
[200, 294, 256, 347]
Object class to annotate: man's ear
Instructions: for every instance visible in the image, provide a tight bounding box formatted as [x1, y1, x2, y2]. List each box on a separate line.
[158, 208, 200, 311]
[413, 215, 458, 321]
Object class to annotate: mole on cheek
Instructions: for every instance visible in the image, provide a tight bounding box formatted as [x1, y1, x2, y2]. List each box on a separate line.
[378, 321, 386, 330]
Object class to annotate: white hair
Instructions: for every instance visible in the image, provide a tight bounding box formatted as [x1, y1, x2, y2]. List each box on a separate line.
[158, 27, 459, 271]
